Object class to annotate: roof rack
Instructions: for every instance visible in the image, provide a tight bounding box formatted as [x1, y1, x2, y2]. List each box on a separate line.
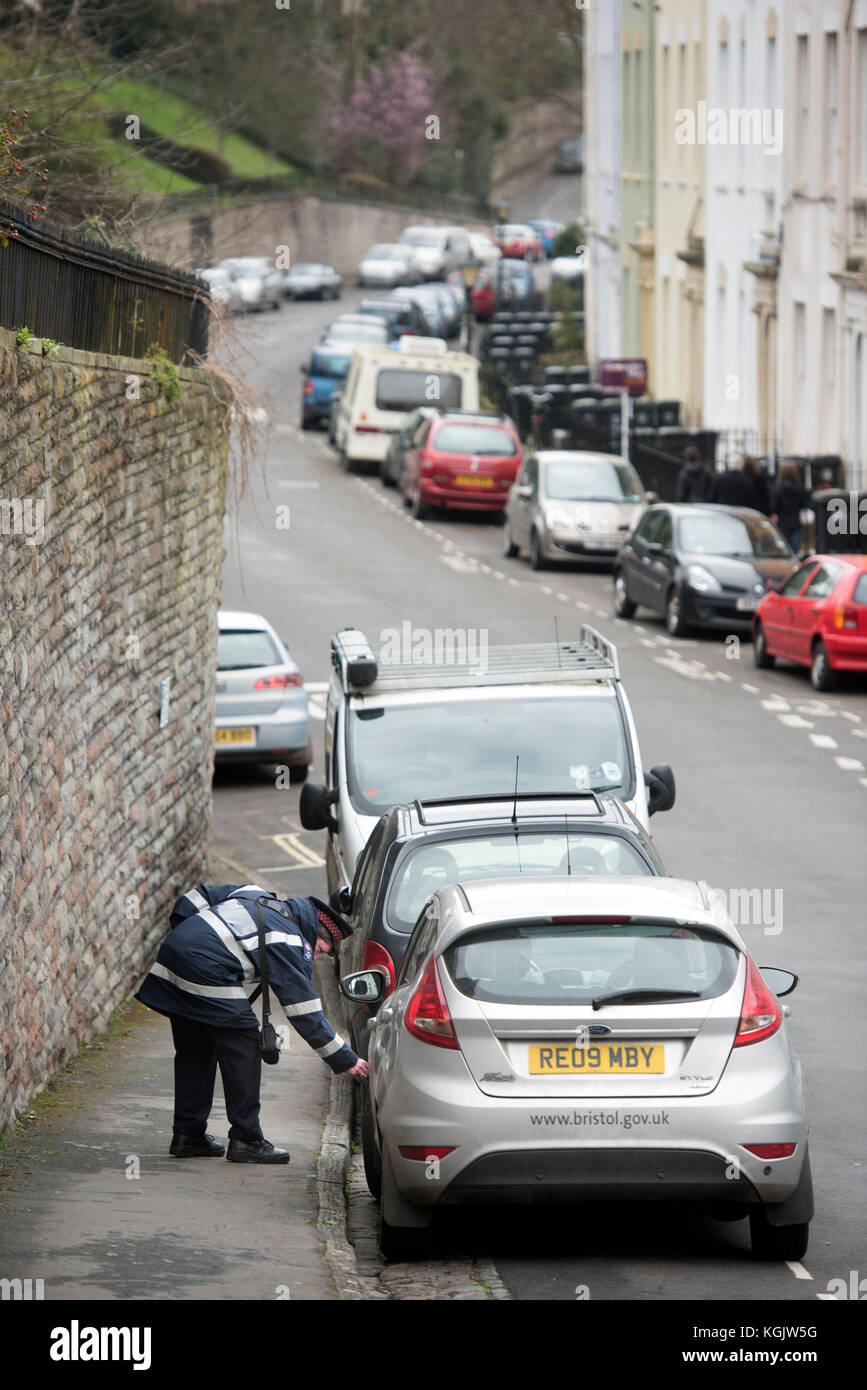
[331, 625, 620, 694]
[413, 791, 605, 825]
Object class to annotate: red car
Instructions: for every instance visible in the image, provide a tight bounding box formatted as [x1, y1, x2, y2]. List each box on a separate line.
[753, 553, 867, 690]
[400, 410, 523, 519]
[492, 223, 544, 261]
[470, 270, 497, 321]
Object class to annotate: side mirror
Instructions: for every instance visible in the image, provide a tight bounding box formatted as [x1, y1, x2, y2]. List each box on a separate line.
[758, 967, 798, 998]
[299, 782, 338, 834]
[340, 969, 388, 1004]
[517, 484, 533, 499]
[330, 885, 352, 915]
[643, 491, 658, 504]
[645, 540, 664, 555]
[645, 764, 676, 815]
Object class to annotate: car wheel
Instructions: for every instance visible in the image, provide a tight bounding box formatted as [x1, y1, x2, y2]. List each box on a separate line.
[613, 571, 637, 618]
[300, 416, 313, 431]
[665, 588, 689, 637]
[529, 528, 547, 570]
[339, 450, 355, 474]
[379, 1157, 428, 1262]
[753, 622, 775, 668]
[381, 456, 397, 489]
[361, 1094, 382, 1201]
[810, 640, 836, 691]
[503, 524, 519, 558]
[288, 763, 308, 785]
[749, 1212, 809, 1262]
[411, 488, 430, 521]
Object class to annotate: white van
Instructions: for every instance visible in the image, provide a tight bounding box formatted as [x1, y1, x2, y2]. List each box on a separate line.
[399, 225, 471, 279]
[334, 339, 480, 472]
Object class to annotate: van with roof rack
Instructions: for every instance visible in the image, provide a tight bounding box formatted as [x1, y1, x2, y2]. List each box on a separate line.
[299, 626, 675, 894]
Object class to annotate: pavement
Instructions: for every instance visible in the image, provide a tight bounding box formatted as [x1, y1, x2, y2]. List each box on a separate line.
[0, 840, 508, 1302]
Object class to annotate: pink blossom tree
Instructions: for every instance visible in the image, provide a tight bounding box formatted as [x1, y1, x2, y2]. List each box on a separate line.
[328, 43, 441, 185]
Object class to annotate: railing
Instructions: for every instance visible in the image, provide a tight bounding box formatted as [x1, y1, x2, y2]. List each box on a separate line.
[0, 198, 209, 363]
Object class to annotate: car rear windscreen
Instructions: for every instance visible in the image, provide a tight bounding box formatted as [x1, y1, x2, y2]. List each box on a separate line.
[443, 921, 739, 1006]
[387, 834, 653, 932]
[433, 424, 517, 456]
[311, 350, 350, 379]
[217, 630, 281, 670]
[375, 370, 463, 412]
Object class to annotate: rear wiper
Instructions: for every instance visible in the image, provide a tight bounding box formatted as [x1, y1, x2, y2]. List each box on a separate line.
[591, 989, 702, 1011]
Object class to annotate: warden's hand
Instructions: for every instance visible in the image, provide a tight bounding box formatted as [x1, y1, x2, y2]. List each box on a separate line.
[346, 1059, 370, 1080]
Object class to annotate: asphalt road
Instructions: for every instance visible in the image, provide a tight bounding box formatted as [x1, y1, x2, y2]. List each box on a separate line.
[215, 270, 867, 1302]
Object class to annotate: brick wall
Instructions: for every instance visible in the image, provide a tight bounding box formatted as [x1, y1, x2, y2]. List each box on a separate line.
[0, 329, 230, 1134]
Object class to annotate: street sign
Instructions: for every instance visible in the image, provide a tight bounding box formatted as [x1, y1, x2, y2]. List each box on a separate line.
[598, 358, 648, 397]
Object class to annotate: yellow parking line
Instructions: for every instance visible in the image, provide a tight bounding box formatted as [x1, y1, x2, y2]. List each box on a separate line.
[258, 832, 326, 868]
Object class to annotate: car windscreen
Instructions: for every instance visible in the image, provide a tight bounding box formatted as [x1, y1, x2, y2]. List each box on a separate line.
[543, 460, 642, 502]
[402, 230, 442, 246]
[678, 513, 791, 558]
[328, 323, 387, 341]
[432, 424, 517, 456]
[217, 630, 281, 670]
[366, 245, 405, 259]
[347, 695, 630, 813]
[387, 835, 653, 933]
[375, 370, 463, 411]
[443, 921, 739, 1006]
[311, 350, 350, 379]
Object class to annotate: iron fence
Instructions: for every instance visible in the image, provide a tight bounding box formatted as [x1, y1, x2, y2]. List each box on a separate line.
[0, 199, 209, 363]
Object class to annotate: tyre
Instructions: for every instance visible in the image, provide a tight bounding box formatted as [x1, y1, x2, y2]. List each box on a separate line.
[339, 450, 355, 475]
[411, 488, 431, 520]
[613, 571, 637, 618]
[665, 587, 689, 637]
[749, 1211, 809, 1261]
[300, 416, 313, 431]
[503, 524, 519, 558]
[753, 622, 775, 669]
[810, 640, 836, 691]
[361, 1094, 382, 1201]
[529, 528, 547, 570]
[380, 455, 397, 488]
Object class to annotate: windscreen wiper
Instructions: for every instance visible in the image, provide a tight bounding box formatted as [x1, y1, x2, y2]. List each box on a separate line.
[591, 988, 702, 1011]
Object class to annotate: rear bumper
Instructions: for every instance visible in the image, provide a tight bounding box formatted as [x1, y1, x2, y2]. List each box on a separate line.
[546, 531, 624, 563]
[214, 708, 310, 761]
[824, 632, 867, 670]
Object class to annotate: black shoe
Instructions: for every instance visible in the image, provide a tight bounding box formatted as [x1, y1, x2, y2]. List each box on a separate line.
[226, 1137, 290, 1164]
[170, 1132, 226, 1158]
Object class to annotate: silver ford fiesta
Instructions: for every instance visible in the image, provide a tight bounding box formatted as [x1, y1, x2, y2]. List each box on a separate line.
[343, 876, 812, 1261]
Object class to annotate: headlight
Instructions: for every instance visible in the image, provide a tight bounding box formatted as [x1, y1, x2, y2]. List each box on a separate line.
[545, 509, 573, 529]
[685, 564, 722, 593]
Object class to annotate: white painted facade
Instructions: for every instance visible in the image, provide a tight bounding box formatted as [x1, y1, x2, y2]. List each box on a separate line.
[583, 0, 623, 368]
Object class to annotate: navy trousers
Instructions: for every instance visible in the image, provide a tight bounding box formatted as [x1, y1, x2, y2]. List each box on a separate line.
[170, 1015, 264, 1144]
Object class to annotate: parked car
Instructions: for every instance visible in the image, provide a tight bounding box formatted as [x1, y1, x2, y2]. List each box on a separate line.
[470, 269, 498, 321]
[335, 793, 667, 1059]
[492, 223, 544, 261]
[380, 406, 439, 488]
[497, 258, 537, 305]
[321, 314, 391, 349]
[357, 243, 420, 289]
[753, 552, 867, 690]
[468, 233, 502, 265]
[356, 297, 429, 342]
[399, 225, 471, 280]
[553, 135, 584, 173]
[390, 285, 447, 338]
[524, 219, 565, 256]
[424, 283, 463, 338]
[333, 339, 480, 473]
[300, 341, 352, 430]
[219, 257, 284, 312]
[299, 625, 675, 893]
[215, 610, 310, 777]
[346, 875, 810, 1260]
[283, 262, 343, 300]
[196, 266, 244, 315]
[400, 409, 523, 519]
[505, 451, 649, 570]
[613, 504, 797, 637]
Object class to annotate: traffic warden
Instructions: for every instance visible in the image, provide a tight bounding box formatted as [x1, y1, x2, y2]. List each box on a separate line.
[136, 882, 368, 1163]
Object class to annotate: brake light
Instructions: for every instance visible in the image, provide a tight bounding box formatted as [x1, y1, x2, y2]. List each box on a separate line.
[361, 939, 396, 996]
[552, 916, 631, 924]
[743, 1143, 797, 1159]
[733, 957, 782, 1047]
[405, 956, 459, 1048]
[303, 380, 314, 394]
[398, 1146, 456, 1161]
[355, 426, 381, 434]
[254, 673, 303, 689]
[833, 605, 858, 630]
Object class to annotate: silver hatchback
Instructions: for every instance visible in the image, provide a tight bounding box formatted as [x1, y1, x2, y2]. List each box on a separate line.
[215, 610, 310, 777]
[504, 450, 651, 569]
[344, 876, 812, 1261]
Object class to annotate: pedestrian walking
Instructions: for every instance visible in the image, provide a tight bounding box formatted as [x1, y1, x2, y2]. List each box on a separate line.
[675, 445, 713, 503]
[708, 453, 760, 509]
[770, 460, 809, 552]
[136, 883, 368, 1164]
[743, 455, 771, 515]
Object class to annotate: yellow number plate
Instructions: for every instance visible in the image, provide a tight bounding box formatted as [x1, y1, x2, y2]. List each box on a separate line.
[529, 1043, 664, 1075]
[216, 727, 256, 746]
[455, 474, 494, 487]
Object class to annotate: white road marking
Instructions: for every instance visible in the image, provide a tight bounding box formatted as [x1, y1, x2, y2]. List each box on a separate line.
[809, 734, 837, 748]
[741, 682, 760, 693]
[835, 756, 865, 771]
[716, 671, 733, 682]
[439, 553, 479, 572]
[815, 1293, 838, 1300]
[785, 1261, 813, 1281]
[305, 682, 329, 693]
[634, 625, 648, 634]
[860, 778, 867, 790]
[307, 702, 326, 721]
[574, 600, 592, 611]
[594, 609, 607, 619]
[779, 714, 814, 728]
[556, 592, 570, 602]
[841, 710, 861, 721]
[762, 698, 791, 711]
[795, 700, 836, 716]
[540, 586, 554, 596]
[275, 479, 320, 489]
[854, 729, 867, 740]
[507, 577, 521, 587]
